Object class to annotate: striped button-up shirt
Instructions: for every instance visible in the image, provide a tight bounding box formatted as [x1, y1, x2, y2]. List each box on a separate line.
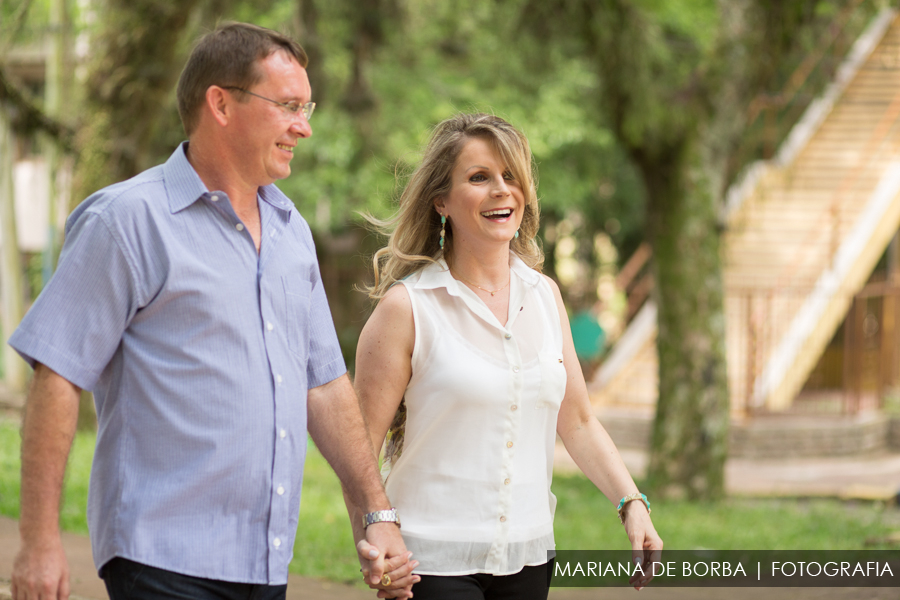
[9, 142, 346, 584]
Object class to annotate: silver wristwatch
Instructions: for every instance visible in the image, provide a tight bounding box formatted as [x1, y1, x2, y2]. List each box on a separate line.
[362, 507, 401, 529]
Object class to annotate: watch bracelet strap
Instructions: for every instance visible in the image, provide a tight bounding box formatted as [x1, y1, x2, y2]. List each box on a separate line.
[362, 507, 400, 529]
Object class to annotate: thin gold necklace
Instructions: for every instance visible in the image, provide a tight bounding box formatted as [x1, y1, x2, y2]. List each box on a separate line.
[452, 271, 510, 296]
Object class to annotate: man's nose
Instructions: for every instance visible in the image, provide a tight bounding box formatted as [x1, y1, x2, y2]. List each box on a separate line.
[290, 116, 312, 138]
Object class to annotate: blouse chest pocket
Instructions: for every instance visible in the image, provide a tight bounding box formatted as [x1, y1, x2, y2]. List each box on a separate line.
[283, 276, 312, 358]
[537, 351, 567, 409]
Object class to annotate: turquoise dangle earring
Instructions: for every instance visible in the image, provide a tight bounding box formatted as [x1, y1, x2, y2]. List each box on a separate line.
[439, 214, 447, 250]
[514, 229, 519, 239]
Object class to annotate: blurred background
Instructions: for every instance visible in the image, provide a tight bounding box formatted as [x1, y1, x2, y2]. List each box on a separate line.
[4, 0, 900, 502]
[5, 2, 900, 593]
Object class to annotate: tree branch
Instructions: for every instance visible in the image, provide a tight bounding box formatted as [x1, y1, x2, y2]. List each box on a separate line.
[0, 64, 74, 151]
[0, 0, 35, 58]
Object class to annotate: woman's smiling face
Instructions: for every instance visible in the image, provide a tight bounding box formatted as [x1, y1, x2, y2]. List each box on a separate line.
[435, 136, 524, 253]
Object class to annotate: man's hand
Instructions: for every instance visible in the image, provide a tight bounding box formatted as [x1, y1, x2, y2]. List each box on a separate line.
[11, 535, 71, 600]
[358, 523, 419, 599]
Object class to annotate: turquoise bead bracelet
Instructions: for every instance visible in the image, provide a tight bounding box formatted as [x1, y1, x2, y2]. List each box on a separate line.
[616, 492, 650, 525]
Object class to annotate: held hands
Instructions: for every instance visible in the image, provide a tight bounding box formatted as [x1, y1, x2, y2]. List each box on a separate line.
[622, 502, 663, 591]
[357, 522, 420, 598]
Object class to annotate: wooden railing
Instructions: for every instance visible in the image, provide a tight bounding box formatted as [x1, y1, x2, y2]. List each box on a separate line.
[736, 0, 875, 165]
[613, 1, 879, 325]
[780, 87, 900, 285]
[612, 242, 652, 322]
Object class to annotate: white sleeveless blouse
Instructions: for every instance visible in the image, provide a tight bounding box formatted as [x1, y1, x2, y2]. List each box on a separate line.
[383, 254, 567, 576]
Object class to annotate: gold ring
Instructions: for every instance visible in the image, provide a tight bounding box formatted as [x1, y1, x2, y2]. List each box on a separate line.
[381, 574, 392, 587]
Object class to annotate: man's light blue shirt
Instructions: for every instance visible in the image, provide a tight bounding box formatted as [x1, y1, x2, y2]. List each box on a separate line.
[9, 142, 347, 584]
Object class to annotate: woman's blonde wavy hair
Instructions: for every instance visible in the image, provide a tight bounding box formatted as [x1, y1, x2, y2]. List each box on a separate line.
[366, 113, 544, 466]
[365, 113, 543, 300]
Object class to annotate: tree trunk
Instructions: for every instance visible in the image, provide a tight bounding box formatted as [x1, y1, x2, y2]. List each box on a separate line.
[294, 0, 328, 103]
[73, 0, 204, 203]
[0, 107, 27, 392]
[638, 142, 730, 500]
[42, 0, 73, 280]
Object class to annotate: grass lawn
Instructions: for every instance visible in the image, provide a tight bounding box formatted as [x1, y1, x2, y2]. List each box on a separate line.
[2, 418, 899, 586]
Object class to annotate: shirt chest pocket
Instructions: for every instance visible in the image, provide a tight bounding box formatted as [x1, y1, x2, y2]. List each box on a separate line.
[283, 276, 312, 358]
[537, 351, 567, 409]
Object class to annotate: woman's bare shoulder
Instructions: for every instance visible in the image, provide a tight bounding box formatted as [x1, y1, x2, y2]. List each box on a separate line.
[377, 282, 413, 319]
[362, 282, 415, 344]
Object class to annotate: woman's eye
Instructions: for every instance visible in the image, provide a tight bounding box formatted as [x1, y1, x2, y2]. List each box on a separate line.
[469, 173, 487, 182]
[503, 171, 515, 180]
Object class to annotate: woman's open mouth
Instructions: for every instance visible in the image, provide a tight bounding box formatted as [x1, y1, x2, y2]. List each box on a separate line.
[481, 209, 513, 220]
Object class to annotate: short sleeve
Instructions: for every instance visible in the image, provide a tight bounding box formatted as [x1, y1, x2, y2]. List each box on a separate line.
[301, 234, 346, 389]
[8, 211, 140, 390]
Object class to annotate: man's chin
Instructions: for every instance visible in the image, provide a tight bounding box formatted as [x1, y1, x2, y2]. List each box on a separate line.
[267, 166, 292, 182]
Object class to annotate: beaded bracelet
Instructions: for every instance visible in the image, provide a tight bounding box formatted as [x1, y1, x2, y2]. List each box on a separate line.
[616, 492, 650, 525]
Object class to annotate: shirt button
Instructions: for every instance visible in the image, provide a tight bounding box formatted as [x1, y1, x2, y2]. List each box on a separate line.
[506, 441, 513, 448]
[236, 223, 245, 232]
[511, 405, 517, 411]
[277, 485, 285, 496]
[504, 333, 512, 339]
[275, 374, 283, 384]
[512, 367, 519, 373]
[266, 322, 274, 331]
[279, 429, 287, 439]
[504, 478, 510, 485]
[210, 195, 219, 202]
[500, 516, 507, 522]
[273, 537, 281, 548]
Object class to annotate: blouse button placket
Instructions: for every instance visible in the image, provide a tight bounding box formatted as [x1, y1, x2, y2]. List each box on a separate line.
[487, 325, 521, 573]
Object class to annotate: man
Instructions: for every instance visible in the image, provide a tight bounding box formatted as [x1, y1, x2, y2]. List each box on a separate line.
[10, 22, 415, 600]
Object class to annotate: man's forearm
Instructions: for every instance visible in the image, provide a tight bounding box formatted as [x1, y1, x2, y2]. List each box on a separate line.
[307, 374, 391, 513]
[19, 364, 80, 542]
[12, 363, 80, 600]
[310, 374, 414, 597]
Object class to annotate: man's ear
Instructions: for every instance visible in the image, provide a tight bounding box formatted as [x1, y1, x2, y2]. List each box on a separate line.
[205, 86, 231, 127]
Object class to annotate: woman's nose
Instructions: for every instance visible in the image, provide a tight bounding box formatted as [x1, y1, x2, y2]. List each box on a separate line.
[491, 177, 510, 196]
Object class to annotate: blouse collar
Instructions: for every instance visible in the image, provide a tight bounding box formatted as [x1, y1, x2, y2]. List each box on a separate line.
[413, 252, 540, 293]
[412, 252, 541, 331]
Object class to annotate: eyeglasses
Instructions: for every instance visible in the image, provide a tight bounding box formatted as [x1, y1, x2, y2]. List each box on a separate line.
[223, 86, 315, 121]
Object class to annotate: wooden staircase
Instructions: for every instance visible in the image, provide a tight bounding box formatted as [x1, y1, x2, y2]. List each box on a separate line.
[589, 9, 900, 415]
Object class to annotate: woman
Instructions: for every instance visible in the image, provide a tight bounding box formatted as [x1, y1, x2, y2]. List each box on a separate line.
[349, 113, 662, 599]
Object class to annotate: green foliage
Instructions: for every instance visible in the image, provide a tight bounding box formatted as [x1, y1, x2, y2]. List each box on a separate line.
[633, 0, 719, 53]
[11, 0, 647, 301]
[291, 439, 359, 583]
[261, 0, 644, 248]
[0, 420, 18, 517]
[59, 426, 94, 534]
[3, 423, 898, 586]
[553, 471, 900, 551]
[229, 0, 295, 29]
[1, 0, 49, 48]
